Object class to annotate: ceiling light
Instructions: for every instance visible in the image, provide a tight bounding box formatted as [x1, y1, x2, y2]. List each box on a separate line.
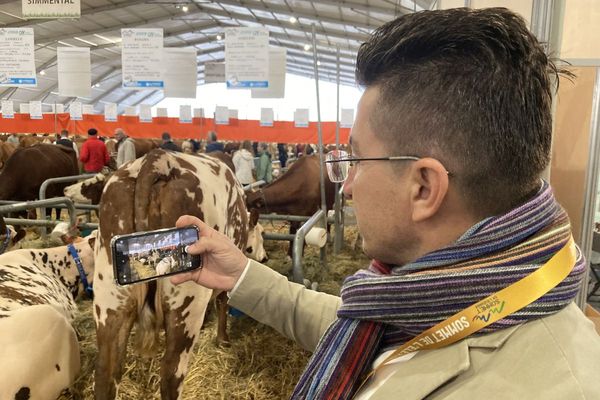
[182, 5, 189, 12]
[289, 16, 297, 24]
[317, 61, 321, 66]
[216, 34, 222, 40]
[303, 44, 311, 51]
[40, 70, 46, 75]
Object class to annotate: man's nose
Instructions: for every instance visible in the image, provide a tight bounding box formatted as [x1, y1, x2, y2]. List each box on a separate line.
[342, 175, 353, 199]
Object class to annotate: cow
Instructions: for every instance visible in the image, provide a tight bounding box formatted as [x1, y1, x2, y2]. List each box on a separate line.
[0, 144, 79, 219]
[0, 215, 26, 254]
[64, 172, 107, 205]
[155, 255, 176, 275]
[0, 232, 97, 400]
[93, 149, 266, 399]
[0, 141, 16, 170]
[206, 150, 236, 174]
[245, 154, 336, 254]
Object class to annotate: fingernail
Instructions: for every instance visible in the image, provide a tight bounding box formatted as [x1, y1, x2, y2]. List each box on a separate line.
[184, 245, 190, 253]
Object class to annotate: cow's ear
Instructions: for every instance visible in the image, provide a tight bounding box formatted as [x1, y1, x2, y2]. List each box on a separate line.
[87, 235, 96, 250]
[13, 228, 26, 244]
[249, 208, 260, 227]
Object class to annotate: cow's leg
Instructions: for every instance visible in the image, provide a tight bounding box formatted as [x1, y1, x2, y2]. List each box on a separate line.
[160, 282, 212, 400]
[94, 301, 137, 400]
[215, 291, 230, 344]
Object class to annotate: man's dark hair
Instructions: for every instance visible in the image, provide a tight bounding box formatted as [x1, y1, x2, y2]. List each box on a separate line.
[162, 132, 171, 141]
[208, 131, 217, 142]
[60, 129, 69, 137]
[88, 128, 98, 136]
[356, 7, 563, 217]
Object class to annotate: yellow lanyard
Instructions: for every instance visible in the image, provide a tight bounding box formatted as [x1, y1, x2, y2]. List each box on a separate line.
[359, 236, 577, 389]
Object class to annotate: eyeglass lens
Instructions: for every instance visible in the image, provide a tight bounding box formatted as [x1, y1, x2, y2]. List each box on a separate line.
[325, 150, 350, 183]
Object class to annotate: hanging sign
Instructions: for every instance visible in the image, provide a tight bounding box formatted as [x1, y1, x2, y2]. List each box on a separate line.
[104, 103, 117, 122]
[215, 106, 229, 125]
[340, 108, 354, 128]
[193, 108, 204, 118]
[121, 28, 164, 89]
[0, 28, 36, 87]
[156, 107, 168, 117]
[252, 47, 286, 99]
[179, 105, 192, 123]
[19, 103, 29, 114]
[123, 106, 137, 116]
[70, 101, 82, 120]
[22, 0, 81, 19]
[1, 100, 14, 118]
[229, 109, 238, 119]
[164, 47, 197, 98]
[139, 104, 152, 122]
[204, 62, 225, 83]
[294, 108, 309, 128]
[57, 47, 91, 98]
[82, 104, 94, 115]
[225, 27, 269, 88]
[260, 108, 274, 127]
[29, 100, 42, 119]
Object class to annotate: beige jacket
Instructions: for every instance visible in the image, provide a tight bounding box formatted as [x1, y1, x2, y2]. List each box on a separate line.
[229, 260, 600, 399]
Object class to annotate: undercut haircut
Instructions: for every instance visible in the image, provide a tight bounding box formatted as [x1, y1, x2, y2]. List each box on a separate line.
[356, 7, 564, 217]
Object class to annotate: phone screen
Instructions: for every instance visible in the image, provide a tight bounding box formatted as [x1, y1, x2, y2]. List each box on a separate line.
[112, 226, 201, 286]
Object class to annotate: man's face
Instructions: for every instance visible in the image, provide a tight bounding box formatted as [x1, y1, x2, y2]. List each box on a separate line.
[343, 87, 417, 265]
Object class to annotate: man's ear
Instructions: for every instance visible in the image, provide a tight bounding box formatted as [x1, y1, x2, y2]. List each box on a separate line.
[408, 158, 450, 222]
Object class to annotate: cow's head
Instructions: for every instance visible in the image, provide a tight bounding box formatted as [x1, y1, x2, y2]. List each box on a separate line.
[0, 215, 26, 253]
[245, 209, 268, 263]
[63, 173, 107, 204]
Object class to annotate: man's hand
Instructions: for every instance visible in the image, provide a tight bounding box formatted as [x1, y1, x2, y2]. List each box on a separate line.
[170, 215, 248, 291]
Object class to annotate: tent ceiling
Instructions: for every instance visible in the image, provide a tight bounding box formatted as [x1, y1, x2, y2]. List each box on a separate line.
[0, 0, 435, 113]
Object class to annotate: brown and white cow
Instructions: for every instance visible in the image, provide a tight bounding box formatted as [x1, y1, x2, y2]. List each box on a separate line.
[64, 172, 108, 205]
[0, 141, 16, 170]
[93, 149, 265, 399]
[0, 232, 97, 399]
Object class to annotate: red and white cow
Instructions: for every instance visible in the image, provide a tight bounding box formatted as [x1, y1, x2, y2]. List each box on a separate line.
[93, 149, 266, 399]
[0, 232, 97, 400]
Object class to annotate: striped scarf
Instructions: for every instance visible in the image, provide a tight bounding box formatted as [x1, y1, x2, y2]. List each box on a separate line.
[291, 181, 585, 400]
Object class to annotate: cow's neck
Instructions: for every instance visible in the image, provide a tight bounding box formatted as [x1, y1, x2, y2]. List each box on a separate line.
[33, 242, 92, 290]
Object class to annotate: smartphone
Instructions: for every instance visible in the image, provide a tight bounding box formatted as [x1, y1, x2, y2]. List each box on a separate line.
[111, 226, 202, 286]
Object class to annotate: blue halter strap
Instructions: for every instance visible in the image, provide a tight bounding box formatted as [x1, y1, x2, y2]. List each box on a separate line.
[67, 243, 93, 298]
[0, 227, 11, 255]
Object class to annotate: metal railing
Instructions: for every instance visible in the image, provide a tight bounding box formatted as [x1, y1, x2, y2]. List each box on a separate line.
[0, 197, 77, 227]
[292, 209, 325, 283]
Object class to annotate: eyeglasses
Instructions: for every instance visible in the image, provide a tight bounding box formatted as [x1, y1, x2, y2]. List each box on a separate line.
[324, 149, 420, 182]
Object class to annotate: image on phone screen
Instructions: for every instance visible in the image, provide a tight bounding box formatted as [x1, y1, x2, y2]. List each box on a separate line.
[113, 227, 201, 285]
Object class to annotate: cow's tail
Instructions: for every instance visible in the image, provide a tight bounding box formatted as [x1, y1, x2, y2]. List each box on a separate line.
[133, 149, 174, 231]
[133, 300, 159, 356]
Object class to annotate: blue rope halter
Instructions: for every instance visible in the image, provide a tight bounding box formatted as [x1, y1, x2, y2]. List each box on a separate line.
[67, 243, 93, 298]
[0, 227, 11, 255]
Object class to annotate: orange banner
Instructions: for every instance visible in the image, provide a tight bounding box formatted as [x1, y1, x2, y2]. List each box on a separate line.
[0, 113, 350, 144]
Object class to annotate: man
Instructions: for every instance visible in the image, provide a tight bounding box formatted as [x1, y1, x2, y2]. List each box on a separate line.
[55, 129, 79, 159]
[6, 133, 19, 146]
[114, 128, 136, 167]
[80, 128, 109, 173]
[172, 8, 600, 399]
[159, 132, 181, 152]
[205, 131, 224, 153]
[256, 142, 272, 184]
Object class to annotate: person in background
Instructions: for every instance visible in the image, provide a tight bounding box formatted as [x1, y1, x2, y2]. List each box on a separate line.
[277, 143, 288, 168]
[304, 143, 314, 156]
[232, 140, 255, 186]
[6, 133, 19, 146]
[205, 131, 224, 153]
[55, 129, 79, 159]
[256, 142, 273, 184]
[171, 8, 600, 399]
[160, 132, 181, 152]
[115, 128, 136, 167]
[80, 128, 109, 173]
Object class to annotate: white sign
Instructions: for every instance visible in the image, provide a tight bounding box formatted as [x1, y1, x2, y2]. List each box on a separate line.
[229, 109, 238, 119]
[204, 62, 225, 83]
[70, 101, 82, 120]
[82, 104, 94, 115]
[29, 100, 42, 119]
[164, 47, 197, 98]
[139, 104, 152, 122]
[156, 107, 168, 117]
[123, 106, 137, 116]
[57, 47, 91, 98]
[215, 106, 229, 125]
[54, 103, 64, 113]
[179, 105, 192, 123]
[260, 108, 274, 127]
[19, 103, 29, 114]
[1, 100, 14, 118]
[252, 47, 286, 99]
[225, 27, 269, 88]
[22, 0, 81, 19]
[294, 108, 309, 128]
[121, 28, 164, 89]
[340, 108, 354, 128]
[193, 108, 204, 118]
[104, 103, 117, 122]
[0, 28, 36, 87]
